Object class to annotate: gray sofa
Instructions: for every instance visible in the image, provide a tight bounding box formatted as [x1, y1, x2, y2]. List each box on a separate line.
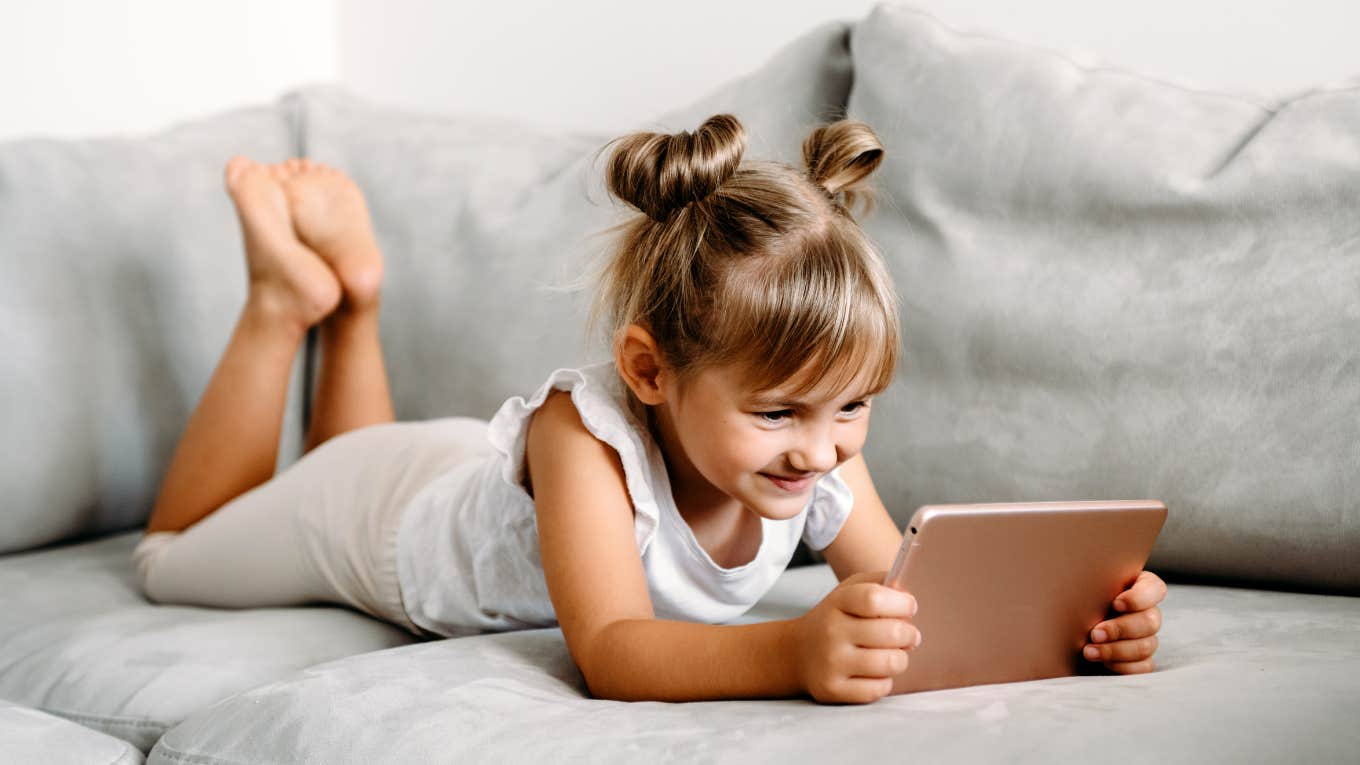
[3, 4, 1357, 763]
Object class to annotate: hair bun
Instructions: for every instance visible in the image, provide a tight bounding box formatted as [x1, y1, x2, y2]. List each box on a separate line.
[604, 114, 746, 221]
[802, 120, 885, 216]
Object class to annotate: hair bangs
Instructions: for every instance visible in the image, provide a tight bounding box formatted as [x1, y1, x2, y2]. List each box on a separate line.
[709, 234, 899, 401]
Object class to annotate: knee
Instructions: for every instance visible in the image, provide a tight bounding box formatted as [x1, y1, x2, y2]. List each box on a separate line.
[131, 531, 179, 603]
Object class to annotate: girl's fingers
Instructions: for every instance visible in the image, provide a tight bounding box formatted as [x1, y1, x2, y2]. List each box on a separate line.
[1105, 658, 1156, 675]
[1083, 635, 1158, 663]
[837, 676, 896, 704]
[853, 617, 921, 650]
[1114, 570, 1167, 612]
[1091, 606, 1162, 643]
[846, 581, 917, 619]
[848, 646, 911, 680]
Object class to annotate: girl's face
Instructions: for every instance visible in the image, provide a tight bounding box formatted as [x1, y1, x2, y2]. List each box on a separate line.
[619, 326, 877, 521]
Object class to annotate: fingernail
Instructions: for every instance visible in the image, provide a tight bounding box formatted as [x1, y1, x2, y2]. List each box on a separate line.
[1093, 628, 1108, 642]
[1084, 645, 1100, 660]
[915, 630, 923, 648]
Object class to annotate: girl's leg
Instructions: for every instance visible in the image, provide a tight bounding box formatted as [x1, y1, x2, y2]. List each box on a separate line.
[143, 157, 342, 534]
[306, 309, 394, 452]
[135, 415, 492, 629]
[276, 159, 396, 453]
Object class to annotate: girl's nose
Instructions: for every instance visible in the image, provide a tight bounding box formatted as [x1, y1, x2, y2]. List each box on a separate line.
[791, 437, 838, 476]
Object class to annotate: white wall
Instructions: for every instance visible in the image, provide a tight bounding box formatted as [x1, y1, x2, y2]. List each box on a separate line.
[337, 0, 1360, 133]
[336, 0, 882, 134]
[0, 0, 336, 140]
[2, 1, 1357, 141]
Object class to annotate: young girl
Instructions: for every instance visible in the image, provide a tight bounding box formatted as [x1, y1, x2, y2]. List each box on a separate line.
[133, 114, 1167, 705]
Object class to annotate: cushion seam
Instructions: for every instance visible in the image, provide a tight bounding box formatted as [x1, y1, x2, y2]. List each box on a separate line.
[151, 737, 264, 765]
[37, 705, 167, 731]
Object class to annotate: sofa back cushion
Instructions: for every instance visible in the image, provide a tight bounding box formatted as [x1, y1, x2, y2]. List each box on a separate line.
[0, 18, 852, 557]
[0, 106, 307, 554]
[847, 4, 1359, 591]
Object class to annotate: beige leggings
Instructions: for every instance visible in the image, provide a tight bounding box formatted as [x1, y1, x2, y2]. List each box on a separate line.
[132, 417, 493, 638]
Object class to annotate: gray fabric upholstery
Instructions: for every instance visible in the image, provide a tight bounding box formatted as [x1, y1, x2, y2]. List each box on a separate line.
[0, 22, 860, 754]
[287, 18, 854, 427]
[2, 4, 1358, 762]
[847, 4, 1360, 592]
[147, 563, 1360, 764]
[4, 531, 1357, 763]
[0, 698, 144, 765]
[0, 531, 418, 754]
[0, 104, 310, 556]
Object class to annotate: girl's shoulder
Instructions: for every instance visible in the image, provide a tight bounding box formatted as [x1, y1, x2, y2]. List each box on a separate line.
[522, 388, 631, 507]
[518, 388, 593, 469]
[487, 362, 655, 534]
[486, 361, 635, 457]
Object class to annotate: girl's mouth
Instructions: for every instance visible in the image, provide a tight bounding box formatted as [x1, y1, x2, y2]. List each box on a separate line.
[762, 473, 816, 492]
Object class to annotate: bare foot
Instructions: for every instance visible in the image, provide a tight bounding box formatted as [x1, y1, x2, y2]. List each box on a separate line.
[277, 159, 385, 313]
[224, 156, 342, 328]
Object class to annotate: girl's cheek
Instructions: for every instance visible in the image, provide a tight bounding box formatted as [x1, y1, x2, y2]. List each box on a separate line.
[743, 438, 779, 468]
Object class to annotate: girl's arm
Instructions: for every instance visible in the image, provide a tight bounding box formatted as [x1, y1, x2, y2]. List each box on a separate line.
[819, 453, 905, 581]
[527, 390, 804, 702]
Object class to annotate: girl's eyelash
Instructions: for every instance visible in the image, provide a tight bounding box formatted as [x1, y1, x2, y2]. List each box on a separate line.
[756, 401, 868, 422]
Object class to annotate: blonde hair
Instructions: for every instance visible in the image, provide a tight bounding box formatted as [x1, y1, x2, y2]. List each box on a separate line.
[583, 113, 900, 402]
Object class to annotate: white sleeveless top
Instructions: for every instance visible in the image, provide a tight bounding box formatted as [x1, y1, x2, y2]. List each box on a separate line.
[394, 360, 855, 638]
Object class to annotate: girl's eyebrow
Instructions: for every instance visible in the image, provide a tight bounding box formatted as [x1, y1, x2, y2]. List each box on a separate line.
[747, 391, 873, 407]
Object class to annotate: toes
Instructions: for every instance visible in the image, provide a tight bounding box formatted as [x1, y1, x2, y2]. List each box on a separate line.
[300, 158, 316, 172]
[224, 155, 255, 190]
[341, 260, 385, 303]
[286, 158, 303, 173]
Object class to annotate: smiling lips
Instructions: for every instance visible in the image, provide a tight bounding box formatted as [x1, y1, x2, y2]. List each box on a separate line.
[763, 473, 817, 492]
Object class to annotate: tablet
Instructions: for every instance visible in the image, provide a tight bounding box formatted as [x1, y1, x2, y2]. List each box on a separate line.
[881, 499, 1167, 695]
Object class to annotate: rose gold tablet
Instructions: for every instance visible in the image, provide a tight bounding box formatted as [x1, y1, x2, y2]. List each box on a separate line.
[882, 499, 1167, 695]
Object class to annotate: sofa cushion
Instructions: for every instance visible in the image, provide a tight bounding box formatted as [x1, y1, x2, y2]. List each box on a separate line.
[0, 531, 418, 754]
[0, 698, 144, 765]
[284, 17, 854, 425]
[847, 3, 1360, 591]
[146, 563, 1360, 763]
[0, 104, 310, 555]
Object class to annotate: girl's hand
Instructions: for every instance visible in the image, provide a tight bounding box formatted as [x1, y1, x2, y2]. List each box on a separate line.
[791, 570, 921, 705]
[1082, 569, 1167, 674]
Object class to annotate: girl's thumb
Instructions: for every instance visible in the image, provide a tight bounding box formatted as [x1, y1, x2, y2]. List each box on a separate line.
[842, 570, 889, 585]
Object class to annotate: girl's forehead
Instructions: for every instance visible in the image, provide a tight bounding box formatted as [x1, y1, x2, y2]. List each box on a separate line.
[703, 357, 876, 401]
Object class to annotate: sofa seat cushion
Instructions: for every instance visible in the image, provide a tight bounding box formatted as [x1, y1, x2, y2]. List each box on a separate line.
[0, 698, 144, 765]
[148, 565, 1360, 764]
[845, 3, 1360, 592]
[0, 531, 419, 754]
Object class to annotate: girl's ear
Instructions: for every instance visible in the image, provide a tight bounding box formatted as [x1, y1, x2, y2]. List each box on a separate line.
[616, 324, 668, 406]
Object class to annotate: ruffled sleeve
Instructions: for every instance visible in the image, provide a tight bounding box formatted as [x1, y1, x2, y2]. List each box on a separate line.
[486, 363, 661, 556]
[800, 465, 855, 551]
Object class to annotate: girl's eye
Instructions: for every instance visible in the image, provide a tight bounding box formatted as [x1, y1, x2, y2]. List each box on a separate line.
[755, 401, 867, 424]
